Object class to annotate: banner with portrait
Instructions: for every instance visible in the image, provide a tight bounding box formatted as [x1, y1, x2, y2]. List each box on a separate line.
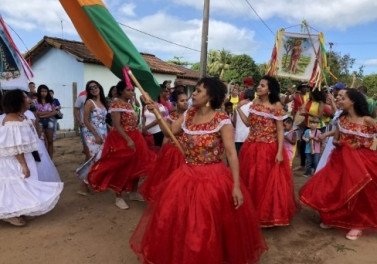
[0, 16, 33, 91]
[267, 29, 321, 82]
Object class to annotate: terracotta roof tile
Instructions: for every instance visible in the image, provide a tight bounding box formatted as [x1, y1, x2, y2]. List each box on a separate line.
[24, 36, 185, 75]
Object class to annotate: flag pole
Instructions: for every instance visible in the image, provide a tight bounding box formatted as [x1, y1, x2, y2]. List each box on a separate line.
[125, 68, 185, 155]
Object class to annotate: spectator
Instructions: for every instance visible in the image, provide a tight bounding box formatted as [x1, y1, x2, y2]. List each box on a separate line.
[239, 77, 255, 100]
[74, 90, 91, 161]
[49, 89, 61, 140]
[34, 85, 56, 159]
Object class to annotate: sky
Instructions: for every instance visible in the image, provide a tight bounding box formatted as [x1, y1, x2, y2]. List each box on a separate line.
[1, 0, 377, 76]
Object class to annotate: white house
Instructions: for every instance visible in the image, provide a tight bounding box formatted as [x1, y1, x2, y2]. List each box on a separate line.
[24, 36, 199, 130]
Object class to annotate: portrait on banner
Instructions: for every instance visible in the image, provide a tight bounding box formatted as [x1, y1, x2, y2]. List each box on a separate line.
[276, 32, 320, 81]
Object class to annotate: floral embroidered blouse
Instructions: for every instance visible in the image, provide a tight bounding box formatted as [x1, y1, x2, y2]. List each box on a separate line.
[109, 101, 138, 131]
[181, 107, 231, 165]
[167, 111, 184, 145]
[338, 115, 377, 149]
[246, 103, 287, 143]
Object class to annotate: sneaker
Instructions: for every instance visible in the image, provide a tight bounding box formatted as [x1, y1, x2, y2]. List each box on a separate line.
[320, 222, 331, 229]
[115, 198, 129, 210]
[293, 166, 304, 171]
[128, 192, 145, 202]
[303, 174, 311, 178]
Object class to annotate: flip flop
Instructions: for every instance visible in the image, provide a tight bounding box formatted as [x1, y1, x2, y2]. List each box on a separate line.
[346, 229, 362, 240]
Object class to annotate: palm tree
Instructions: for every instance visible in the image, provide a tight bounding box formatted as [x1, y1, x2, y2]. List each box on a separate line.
[207, 49, 232, 79]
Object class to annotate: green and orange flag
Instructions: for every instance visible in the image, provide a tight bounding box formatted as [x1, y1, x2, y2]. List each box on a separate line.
[59, 0, 160, 99]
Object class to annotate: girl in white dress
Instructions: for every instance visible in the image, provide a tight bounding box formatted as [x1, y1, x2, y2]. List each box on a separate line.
[24, 109, 61, 182]
[0, 90, 63, 226]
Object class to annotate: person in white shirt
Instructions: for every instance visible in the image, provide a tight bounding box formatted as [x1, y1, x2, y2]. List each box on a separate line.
[234, 89, 255, 153]
[74, 92, 91, 161]
[142, 103, 166, 147]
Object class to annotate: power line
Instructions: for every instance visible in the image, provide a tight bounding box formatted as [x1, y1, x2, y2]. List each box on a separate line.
[117, 22, 201, 53]
[5, 22, 30, 52]
[243, 0, 275, 36]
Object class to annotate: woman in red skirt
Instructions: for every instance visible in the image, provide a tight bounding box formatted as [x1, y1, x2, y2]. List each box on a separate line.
[237, 75, 298, 227]
[88, 81, 156, 209]
[139, 91, 188, 202]
[300, 88, 377, 240]
[130, 77, 267, 264]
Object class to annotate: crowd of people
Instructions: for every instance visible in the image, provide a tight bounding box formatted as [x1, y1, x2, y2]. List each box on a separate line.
[1, 74, 377, 263]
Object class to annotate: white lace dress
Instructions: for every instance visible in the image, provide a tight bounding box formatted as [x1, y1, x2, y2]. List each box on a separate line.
[0, 118, 63, 219]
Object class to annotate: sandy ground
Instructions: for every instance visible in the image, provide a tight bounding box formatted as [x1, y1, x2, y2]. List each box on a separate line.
[1, 135, 377, 264]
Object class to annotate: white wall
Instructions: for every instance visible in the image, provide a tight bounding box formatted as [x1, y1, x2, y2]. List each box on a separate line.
[83, 63, 120, 96]
[153, 73, 176, 86]
[30, 48, 84, 130]
[30, 48, 179, 130]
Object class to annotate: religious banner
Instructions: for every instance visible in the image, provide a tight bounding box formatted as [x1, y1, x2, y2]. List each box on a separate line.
[267, 29, 321, 82]
[0, 16, 33, 91]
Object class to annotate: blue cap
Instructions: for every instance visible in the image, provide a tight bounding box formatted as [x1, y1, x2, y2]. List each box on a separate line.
[333, 83, 345, 90]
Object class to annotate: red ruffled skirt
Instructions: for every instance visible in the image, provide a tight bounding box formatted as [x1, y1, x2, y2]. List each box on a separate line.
[239, 141, 298, 227]
[139, 143, 185, 202]
[299, 144, 377, 229]
[88, 129, 156, 193]
[130, 162, 267, 264]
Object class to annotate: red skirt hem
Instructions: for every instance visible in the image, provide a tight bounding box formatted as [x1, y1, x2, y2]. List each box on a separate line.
[88, 129, 156, 193]
[299, 144, 377, 229]
[130, 162, 267, 264]
[239, 141, 299, 226]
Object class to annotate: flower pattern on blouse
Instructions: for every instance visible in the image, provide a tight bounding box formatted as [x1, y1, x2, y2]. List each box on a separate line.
[167, 112, 184, 146]
[181, 107, 231, 165]
[338, 115, 377, 149]
[109, 101, 138, 131]
[83, 102, 108, 156]
[246, 103, 286, 143]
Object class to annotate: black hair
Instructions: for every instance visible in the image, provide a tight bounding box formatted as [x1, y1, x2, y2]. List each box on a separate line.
[283, 117, 293, 124]
[310, 88, 326, 103]
[107, 86, 117, 98]
[224, 101, 233, 108]
[358, 85, 368, 94]
[172, 90, 186, 104]
[115, 80, 128, 96]
[261, 75, 280, 104]
[2, 89, 26, 114]
[297, 83, 310, 91]
[342, 88, 370, 117]
[49, 89, 54, 93]
[244, 89, 255, 101]
[197, 77, 227, 109]
[37, 84, 53, 104]
[85, 80, 108, 110]
[235, 82, 241, 85]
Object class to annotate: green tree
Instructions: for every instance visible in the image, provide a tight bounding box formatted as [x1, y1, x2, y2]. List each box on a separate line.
[362, 74, 377, 97]
[326, 51, 363, 85]
[222, 54, 261, 84]
[166, 56, 191, 67]
[207, 49, 232, 80]
[191, 62, 200, 71]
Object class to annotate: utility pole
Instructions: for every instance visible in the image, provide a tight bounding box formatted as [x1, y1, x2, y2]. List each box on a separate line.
[328, 42, 334, 70]
[199, 0, 210, 78]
